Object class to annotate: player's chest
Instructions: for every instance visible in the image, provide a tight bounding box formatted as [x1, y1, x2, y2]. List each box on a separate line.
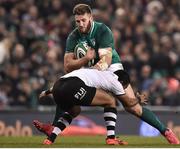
[77, 35, 98, 50]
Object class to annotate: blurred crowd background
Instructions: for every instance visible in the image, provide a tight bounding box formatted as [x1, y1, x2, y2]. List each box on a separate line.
[0, 0, 179, 110]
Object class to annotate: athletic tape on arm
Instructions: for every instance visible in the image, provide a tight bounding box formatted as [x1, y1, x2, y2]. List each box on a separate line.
[98, 48, 112, 57]
[96, 57, 109, 70]
[97, 48, 112, 70]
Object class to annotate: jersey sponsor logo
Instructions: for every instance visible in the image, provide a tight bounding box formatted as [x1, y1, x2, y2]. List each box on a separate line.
[80, 39, 95, 47]
[80, 41, 88, 48]
[74, 87, 87, 100]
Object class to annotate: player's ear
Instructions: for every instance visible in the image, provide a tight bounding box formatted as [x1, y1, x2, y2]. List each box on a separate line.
[89, 14, 93, 22]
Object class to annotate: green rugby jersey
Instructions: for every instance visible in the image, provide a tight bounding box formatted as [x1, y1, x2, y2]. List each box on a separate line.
[66, 21, 121, 65]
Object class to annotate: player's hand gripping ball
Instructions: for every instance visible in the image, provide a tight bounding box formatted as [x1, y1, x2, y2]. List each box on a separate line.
[74, 42, 94, 67]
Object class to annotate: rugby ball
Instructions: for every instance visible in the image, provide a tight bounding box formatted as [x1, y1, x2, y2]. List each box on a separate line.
[74, 43, 94, 67]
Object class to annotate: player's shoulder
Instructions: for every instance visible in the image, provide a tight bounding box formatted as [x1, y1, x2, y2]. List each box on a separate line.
[94, 21, 111, 32]
[94, 21, 105, 28]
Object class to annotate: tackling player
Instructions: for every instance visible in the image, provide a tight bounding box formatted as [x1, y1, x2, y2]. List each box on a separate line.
[37, 68, 179, 145]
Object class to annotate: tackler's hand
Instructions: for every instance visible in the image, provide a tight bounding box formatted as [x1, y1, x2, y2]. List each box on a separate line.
[136, 92, 148, 105]
[39, 91, 46, 99]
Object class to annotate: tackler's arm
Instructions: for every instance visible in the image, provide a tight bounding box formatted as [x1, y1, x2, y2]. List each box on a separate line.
[39, 87, 53, 99]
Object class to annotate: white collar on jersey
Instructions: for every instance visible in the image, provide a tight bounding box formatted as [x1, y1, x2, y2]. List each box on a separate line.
[89, 21, 94, 37]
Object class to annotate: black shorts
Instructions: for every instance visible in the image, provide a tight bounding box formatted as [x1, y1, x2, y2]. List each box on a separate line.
[52, 77, 96, 111]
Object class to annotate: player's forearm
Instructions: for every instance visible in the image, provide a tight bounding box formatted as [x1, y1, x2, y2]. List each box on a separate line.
[93, 48, 112, 71]
[39, 87, 53, 99]
[93, 53, 112, 71]
[42, 87, 53, 95]
[64, 57, 89, 73]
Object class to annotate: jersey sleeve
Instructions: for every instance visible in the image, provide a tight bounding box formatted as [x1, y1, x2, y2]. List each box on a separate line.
[110, 81, 125, 96]
[108, 74, 125, 95]
[65, 33, 77, 53]
[97, 24, 114, 48]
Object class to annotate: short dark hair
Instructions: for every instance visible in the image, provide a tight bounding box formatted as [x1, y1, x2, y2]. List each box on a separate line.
[73, 4, 92, 15]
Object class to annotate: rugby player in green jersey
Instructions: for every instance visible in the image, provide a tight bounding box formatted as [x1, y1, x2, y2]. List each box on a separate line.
[33, 4, 179, 145]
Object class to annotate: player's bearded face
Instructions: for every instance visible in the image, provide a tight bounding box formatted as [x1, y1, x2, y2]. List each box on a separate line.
[75, 13, 92, 33]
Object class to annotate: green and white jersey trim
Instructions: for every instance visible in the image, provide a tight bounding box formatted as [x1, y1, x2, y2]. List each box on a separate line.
[89, 21, 94, 37]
